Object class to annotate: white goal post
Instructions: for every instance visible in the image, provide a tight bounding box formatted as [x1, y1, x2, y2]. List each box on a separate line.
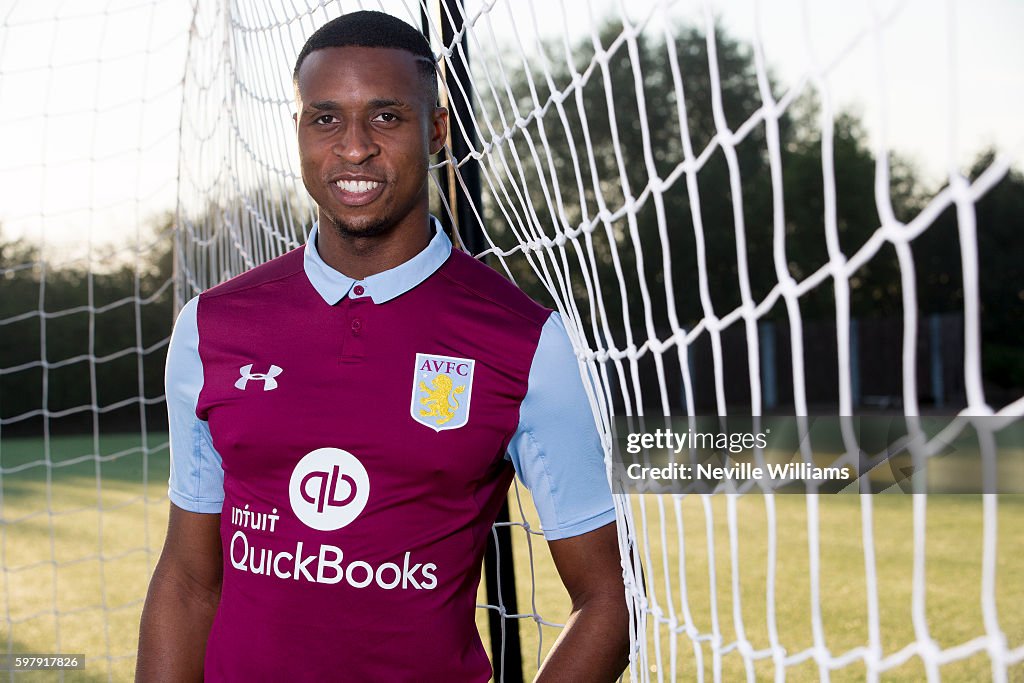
[2, 0, 1023, 681]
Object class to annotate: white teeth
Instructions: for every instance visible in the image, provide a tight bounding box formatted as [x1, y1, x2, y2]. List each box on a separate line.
[335, 180, 381, 193]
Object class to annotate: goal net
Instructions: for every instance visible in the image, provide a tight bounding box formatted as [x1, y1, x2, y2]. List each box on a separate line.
[0, 0, 186, 679]
[2, 0, 1023, 680]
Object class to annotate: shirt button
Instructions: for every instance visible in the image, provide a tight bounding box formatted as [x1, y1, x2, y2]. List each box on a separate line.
[353, 285, 365, 296]
[351, 318, 362, 334]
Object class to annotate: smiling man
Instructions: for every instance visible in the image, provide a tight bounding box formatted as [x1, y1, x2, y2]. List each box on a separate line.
[136, 10, 628, 682]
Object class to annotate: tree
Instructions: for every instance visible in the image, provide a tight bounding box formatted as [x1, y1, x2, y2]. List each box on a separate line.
[914, 151, 1024, 391]
[480, 19, 924, 344]
[0, 218, 174, 434]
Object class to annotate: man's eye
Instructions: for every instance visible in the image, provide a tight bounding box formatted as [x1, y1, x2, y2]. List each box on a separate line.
[373, 112, 398, 123]
[315, 114, 337, 124]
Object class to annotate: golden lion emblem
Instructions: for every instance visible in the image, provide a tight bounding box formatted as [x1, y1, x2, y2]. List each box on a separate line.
[418, 373, 466, 426]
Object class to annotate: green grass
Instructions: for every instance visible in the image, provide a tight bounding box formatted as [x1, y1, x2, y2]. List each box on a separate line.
[0, 433, 169, 682]
[619, 493, 1024, 682]
[2, 434, 1023, 681]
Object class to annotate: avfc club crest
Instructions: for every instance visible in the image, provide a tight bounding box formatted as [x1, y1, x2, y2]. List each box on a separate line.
[411, 353, 475, 431]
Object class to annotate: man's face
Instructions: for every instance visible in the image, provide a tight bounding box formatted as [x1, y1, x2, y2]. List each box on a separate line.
[294, 46, 446, 239]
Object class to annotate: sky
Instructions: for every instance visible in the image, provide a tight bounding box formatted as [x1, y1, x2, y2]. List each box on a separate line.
[471, 0, 1024, 178]
[0, 0, 1020, 260]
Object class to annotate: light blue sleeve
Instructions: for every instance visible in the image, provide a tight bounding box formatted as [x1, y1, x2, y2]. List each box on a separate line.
[166, 296, 224, 513]
[506, 312, 615, 540]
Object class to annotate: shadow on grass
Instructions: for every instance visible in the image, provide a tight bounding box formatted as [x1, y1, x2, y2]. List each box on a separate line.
[1, 433, 170, 505]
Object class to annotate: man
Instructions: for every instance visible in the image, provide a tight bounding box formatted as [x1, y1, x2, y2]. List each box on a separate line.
[137, 10, 628, 682]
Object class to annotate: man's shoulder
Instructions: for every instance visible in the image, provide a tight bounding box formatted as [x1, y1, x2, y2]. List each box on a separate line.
[200, 246, 306, 301]
[437, 248, 551, 328]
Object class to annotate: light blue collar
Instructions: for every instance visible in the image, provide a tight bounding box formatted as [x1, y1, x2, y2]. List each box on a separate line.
[303, 217, 452, 305]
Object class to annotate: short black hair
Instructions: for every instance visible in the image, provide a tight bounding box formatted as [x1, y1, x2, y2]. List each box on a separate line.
[293, 11, 438, 103]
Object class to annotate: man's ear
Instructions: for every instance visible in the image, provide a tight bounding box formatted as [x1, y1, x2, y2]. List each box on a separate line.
[292, 111, 298, 132]
[429, 106, 449, 156]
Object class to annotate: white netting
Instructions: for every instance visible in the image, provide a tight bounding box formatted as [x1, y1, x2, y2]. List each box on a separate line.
[0, 1, 189, 679]
[445, 0, 1024, 679]
[3, 0, 1024, 680]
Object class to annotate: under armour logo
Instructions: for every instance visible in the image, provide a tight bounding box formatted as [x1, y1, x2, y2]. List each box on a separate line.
[235, 364, 283, 391]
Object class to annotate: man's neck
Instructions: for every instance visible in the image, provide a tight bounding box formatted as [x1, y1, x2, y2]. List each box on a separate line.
[315, 214, 432, 281]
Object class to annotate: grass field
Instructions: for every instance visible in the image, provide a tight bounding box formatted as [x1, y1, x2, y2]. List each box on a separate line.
[1, 433, 1022, 681]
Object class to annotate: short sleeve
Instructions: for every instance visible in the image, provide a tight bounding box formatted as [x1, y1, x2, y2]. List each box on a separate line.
[506, 312, 615, 540]
[166, 296, 224, 513]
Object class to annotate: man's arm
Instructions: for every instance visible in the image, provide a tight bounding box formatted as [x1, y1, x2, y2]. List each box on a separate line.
[535, 521, 630, 682]
[506, 312, 628, 678]
[136, 504, 222, 682]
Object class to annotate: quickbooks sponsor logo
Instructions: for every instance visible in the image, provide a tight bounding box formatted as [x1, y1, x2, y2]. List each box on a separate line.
[228, 533, 438, 589]
[225, 447, 439, 589]
[289, 447, 369, 531]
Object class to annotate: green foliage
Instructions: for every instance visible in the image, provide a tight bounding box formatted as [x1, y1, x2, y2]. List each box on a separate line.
[480, 19, 1021, 394]
[973, 157, 1024, 389]
[911, 152, 1024, 392]
[0, 218, 174, 433]
[483, 20, 933, 336]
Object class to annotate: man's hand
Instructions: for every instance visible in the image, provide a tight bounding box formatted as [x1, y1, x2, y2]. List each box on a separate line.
[536, 521, 630, 682]
[136, 504, 222, 682]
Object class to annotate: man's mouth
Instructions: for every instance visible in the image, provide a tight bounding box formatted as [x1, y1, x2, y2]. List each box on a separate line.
[330, 178, 385, 206]
[335, 179, 381, 193]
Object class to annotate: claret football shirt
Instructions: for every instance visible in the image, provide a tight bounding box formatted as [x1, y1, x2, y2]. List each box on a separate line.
[165, 218, 615, 681]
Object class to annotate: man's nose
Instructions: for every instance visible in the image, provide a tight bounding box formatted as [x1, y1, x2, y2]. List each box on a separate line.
[332, 121, 379, 163]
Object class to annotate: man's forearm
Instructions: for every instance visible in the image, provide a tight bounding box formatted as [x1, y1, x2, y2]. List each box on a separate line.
[136, 564, 220, 682]
[535, 594, 630, 682]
